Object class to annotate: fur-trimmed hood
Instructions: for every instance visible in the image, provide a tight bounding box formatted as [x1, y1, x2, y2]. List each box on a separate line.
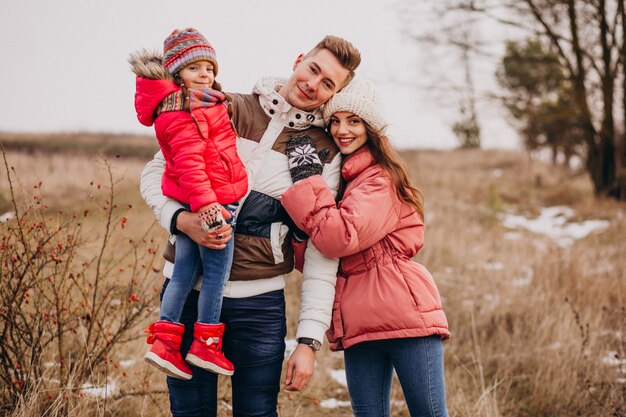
[128, 49, 173, 81]
[131, 50, 180, 126]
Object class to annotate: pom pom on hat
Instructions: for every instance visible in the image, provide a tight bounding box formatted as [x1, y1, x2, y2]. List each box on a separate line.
[162, 28, 218, 76]
[323, 79, 387, 132]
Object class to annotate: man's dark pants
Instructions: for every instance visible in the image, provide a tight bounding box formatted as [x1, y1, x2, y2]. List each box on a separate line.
[161, 280, 287, 417]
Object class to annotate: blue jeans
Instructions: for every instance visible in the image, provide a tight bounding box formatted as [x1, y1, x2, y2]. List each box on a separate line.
[162, 282, 287, 417]
[344, 335, 449, 417]
[160, 204, 236, 324]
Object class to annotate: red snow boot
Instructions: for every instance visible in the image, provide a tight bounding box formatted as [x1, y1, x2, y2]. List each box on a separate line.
[144, 321, 192, 380]
[185, 322, 234, 376]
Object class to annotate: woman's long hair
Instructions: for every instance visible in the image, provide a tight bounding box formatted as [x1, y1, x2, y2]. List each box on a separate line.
[338, 123, 425, 221]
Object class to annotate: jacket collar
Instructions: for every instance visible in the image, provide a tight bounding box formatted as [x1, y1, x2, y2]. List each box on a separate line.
[342, 146, 375, 181]
[253, 77, 325, 130]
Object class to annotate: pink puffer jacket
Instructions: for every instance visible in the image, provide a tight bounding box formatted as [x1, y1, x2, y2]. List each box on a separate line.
[281, 147, 449, 350]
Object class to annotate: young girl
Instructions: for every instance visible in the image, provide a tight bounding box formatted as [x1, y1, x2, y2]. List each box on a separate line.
[282, 79, 450, 416]
[130, 28, 247, 380]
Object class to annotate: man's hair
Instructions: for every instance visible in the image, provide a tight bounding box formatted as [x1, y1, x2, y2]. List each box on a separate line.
[306, 35, 361, 87]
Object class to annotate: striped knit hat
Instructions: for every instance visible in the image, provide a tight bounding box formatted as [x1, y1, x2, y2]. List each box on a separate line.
[162, 28, 218, 76]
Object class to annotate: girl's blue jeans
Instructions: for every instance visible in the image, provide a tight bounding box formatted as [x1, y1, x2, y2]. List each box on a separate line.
[160, 204, 237, 324]
[344, 335, 449, 417]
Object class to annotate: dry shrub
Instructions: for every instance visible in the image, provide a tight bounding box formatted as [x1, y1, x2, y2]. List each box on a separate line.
[0, 146, 164, 416]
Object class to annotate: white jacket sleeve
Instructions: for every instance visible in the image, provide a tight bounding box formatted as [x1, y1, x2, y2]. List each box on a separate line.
[295, 152, 341, 343]
[140, 150, 185, 232]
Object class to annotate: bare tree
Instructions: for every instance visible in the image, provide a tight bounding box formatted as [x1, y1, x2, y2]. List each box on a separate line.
[399, 0, 487, 148]
[429, 0, 626, 198]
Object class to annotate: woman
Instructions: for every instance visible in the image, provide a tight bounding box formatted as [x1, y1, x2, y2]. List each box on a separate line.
[282, 79, 450, 417]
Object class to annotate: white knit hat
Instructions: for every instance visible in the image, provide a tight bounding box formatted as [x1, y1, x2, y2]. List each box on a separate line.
[323, 79, 387, 132]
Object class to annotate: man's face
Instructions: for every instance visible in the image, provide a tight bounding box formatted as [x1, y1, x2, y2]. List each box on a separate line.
[279, 49, 351, 112]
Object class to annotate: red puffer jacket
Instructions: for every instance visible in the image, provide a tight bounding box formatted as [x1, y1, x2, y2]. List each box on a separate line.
[134, 77, 248, 211]
[281, 147, 449, 350]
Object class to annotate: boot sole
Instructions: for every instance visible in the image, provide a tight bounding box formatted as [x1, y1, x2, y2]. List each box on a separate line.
[185, 353, 234, 376]
[144, 352, 192, 380]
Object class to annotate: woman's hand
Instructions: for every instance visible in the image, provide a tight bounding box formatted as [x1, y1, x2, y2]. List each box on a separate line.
[176, 211, 232, 249]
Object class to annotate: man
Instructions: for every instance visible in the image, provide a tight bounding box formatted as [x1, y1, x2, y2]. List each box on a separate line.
[140, 35, 360, 416]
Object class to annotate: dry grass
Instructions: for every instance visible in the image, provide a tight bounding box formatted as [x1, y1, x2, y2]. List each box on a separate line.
[1, 143, 625, 417]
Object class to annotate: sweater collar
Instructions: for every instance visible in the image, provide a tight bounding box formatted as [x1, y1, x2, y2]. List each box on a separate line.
[253, 77, 325, 130]
[342, 146, 375, 181]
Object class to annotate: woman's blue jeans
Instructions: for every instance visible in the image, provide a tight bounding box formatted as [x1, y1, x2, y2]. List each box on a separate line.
[162, 283, 287, 417]
[344, 335, 449, 417]
[160, 204, 236, 324]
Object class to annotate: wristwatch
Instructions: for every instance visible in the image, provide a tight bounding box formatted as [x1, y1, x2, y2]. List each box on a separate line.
[297, 337, 321, 352]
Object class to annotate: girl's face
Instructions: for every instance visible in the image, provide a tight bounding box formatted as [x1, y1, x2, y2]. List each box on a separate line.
[329, 111, 368, 155]
[178, 61, 215, 89]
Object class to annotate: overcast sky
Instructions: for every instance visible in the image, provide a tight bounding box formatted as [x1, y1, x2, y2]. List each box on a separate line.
[0, 0, 520, 150]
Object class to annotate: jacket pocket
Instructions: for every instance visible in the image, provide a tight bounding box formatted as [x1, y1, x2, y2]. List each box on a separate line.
[219, 151, 234, 183]
[327, 276, 347, 344]
[270, 222, 289, 265]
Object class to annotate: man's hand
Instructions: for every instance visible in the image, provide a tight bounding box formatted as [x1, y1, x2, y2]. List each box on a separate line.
[287, 134, 324, 183]
[176, 211, 232, 249]
[284, 344, 315, 392]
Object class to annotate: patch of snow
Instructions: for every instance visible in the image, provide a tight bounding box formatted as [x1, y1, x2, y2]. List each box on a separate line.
[320, 399, 352, 408]
[483, 262, 504, 271]
[0, 212, 14, 222]
[602, 351, 626, 367]
[501, 206, 609, 247]
[80, 379, 118, 398]
[329, 369, 348, 387]
[119, 359, 135, 368]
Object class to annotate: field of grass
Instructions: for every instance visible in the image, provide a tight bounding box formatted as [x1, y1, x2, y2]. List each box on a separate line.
[1, 134, 624, 416]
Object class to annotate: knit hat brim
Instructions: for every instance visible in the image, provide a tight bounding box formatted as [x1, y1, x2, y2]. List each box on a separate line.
[322, 79, 387, 132]
[162, 29, 218, 76]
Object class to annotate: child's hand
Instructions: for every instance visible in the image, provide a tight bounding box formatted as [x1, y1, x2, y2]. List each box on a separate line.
[198, 202, 231, 234]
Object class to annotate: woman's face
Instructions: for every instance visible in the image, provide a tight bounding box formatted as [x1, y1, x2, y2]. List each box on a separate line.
[329, 111, 368, 155]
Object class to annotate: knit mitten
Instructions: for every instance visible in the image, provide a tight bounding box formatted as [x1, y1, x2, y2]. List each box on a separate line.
[198, 202, 227, 234]
[287, 134, 324, 183]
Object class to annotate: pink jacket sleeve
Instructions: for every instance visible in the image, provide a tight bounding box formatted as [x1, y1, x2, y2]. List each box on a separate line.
[164, 113, 217, 212]
[281, 174, 401, 258]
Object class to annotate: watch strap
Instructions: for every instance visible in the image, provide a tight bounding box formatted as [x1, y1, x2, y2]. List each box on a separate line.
[297, 337, 321, 351]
